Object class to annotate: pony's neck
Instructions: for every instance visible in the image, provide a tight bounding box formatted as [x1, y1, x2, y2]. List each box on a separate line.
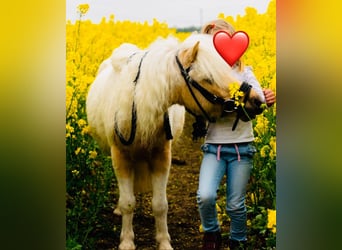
[140, 49, 184, 113]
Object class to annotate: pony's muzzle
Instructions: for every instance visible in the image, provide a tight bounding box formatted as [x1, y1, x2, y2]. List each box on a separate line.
[239, 99, 265, 121]
[253, 99, 264, 114]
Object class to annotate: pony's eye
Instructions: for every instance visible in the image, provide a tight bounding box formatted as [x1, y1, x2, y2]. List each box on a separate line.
[203, 78, 213, 85]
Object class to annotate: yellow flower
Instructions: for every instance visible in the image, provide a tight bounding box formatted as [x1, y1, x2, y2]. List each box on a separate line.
[77, 4, 89, 15]
[228, 82, 245, 106]
[254, 136, 261, 143]
[77, 119, 87, 128]
[250, 192, 255, 203]
[66, 123, 74, 139]
[216, 203, 222, 213]
[267, 209, 276, 233]
[89, 150, 97, 159]
[260, 145, 270, 158]
[75, 147, 81, 155]
[254, 115, 269, 136]
[269, 150, 275, 160]
[269, 136, 276, 154]
[199, 224, 204, 233]
[81, 125, 90, 135]
[71, 169, 80, 176]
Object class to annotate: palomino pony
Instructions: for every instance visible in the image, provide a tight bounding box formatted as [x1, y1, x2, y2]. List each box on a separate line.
[86, 33, 264, 250]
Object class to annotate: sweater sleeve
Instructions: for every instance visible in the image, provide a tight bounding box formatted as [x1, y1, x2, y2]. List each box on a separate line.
[243, 66, 266, 103]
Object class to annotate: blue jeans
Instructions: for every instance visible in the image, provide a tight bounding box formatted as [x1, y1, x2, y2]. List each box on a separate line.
[197, 143, 256, 241]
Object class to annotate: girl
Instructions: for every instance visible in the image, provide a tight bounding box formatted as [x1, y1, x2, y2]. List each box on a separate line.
[197, 19, 275, 250]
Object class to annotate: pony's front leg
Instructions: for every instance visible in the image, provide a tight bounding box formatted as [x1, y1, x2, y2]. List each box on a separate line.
[111, 147, 136, 250]
[151, 146, 173, 250]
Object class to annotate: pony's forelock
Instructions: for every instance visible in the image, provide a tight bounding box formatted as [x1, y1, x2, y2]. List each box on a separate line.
[184, 34, 236, 90]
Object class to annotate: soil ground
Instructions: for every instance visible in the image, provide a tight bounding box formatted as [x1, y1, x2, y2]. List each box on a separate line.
[92, 114, 232, 250]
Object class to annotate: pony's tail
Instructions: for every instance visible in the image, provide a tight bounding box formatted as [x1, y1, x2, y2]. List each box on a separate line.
[110, 43, 140, 72]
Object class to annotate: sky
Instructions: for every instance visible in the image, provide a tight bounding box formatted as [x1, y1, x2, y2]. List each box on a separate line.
[66, 0, 272, 28]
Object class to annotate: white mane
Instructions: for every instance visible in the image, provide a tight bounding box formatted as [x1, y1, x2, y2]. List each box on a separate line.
[110, 36, 182, 146]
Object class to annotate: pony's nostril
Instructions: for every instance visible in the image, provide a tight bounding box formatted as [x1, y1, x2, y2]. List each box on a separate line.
[254, 99, 262, 107]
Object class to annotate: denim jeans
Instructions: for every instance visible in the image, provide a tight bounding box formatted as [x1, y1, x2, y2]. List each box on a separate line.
[197, 142, 256, 241]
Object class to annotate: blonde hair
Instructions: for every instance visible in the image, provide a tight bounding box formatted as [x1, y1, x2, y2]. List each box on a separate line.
[201, 19, 244, 71]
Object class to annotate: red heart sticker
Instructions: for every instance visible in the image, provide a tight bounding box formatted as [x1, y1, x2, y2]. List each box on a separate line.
[213, 31, 249, 66]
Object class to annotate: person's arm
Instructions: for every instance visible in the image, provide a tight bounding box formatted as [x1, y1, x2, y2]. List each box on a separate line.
[242, 66, 265, 103]
[243, 66, 276, 107]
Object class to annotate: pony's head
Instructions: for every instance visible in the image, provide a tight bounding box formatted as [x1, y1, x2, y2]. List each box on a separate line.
[175, 33, 264, 123]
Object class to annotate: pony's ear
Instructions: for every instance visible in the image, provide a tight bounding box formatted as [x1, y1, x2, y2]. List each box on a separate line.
[179, 41, 200, 68]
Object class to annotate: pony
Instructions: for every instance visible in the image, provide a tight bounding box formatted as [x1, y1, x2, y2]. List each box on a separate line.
[86, 33, 264, 250]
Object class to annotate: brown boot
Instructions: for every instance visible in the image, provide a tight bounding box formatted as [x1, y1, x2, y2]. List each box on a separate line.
[202, 231, 222, 250]
[228, 239, 247, 250]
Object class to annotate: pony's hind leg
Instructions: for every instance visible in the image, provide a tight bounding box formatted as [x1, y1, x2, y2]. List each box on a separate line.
[111, 147, 136, 250]
[150, 145, 173, 250]
[117, 178, 136, 250]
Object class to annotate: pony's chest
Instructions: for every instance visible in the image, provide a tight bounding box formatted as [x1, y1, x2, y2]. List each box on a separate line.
[118, 143, 168, 161]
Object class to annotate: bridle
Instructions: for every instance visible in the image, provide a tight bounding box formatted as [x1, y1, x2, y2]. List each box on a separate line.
[175, 55, 255, 131]
[175, 55, 230, 123]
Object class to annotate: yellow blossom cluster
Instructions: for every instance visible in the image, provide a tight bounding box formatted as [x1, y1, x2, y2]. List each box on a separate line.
[228, 82, 245, 106]
[77, 4, 89, 15]
[254, 115, 270, 136]
[267, 209, 276, 233]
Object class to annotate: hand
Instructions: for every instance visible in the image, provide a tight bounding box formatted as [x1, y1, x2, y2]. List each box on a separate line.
[263, 88, 276, 107]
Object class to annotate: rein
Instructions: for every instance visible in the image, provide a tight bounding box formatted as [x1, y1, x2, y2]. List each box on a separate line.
[114, 51, 173, 146]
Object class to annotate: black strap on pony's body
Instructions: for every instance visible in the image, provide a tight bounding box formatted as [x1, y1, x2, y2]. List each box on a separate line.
[114, 51, 173, 146]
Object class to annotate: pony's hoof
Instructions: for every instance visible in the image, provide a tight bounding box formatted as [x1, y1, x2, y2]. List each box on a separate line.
[119, 240, 135, 250]
[158, 241, 173, 250]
